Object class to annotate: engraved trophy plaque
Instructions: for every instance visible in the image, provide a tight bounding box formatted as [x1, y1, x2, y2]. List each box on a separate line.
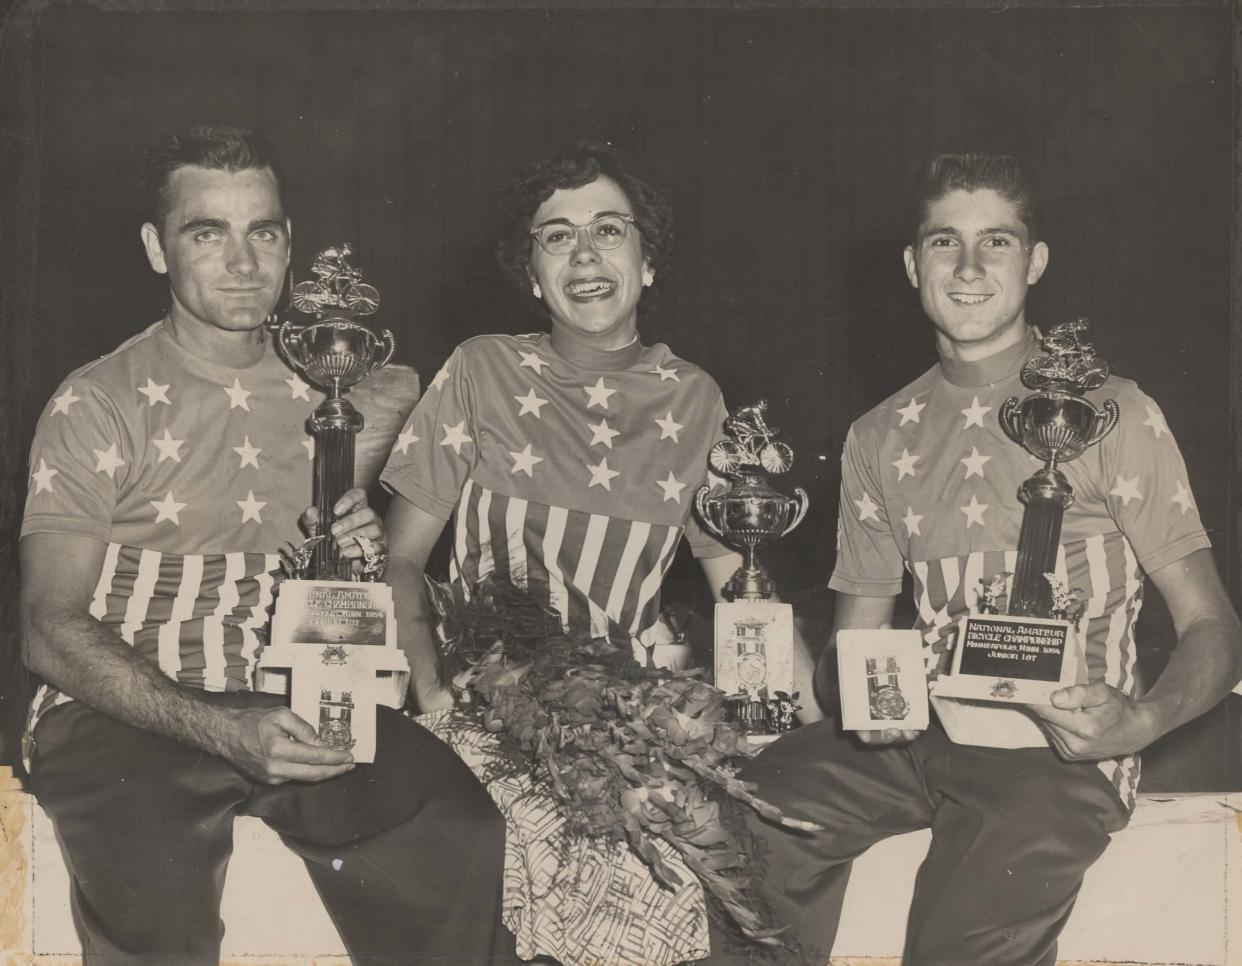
[694, 401, 809, 736]
[255, 244, 408, 760]
[936, 320, 1118, 705]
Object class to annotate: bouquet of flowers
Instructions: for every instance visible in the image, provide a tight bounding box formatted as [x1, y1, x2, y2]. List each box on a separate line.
[426, 575, 821, 949]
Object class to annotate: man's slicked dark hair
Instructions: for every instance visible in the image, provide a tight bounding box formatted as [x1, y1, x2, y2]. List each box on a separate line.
[496, 140, 673, 293]
[144, 125, 285, 232]
[906, 153, 1042, 244]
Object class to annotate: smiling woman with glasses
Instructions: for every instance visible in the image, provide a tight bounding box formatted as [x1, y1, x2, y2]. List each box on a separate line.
[376, 140, 761, 964]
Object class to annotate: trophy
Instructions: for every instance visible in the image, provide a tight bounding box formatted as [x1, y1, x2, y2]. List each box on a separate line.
[694, 401, 809, 736]
[936, 320, 1118, 705]
[279, 243, 394, 580]
[255, 244, 408, 761]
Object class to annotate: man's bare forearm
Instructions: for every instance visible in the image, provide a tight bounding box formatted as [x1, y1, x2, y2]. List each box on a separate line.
[24, 610, 240, 756]
[1138, 613, 1242, 743]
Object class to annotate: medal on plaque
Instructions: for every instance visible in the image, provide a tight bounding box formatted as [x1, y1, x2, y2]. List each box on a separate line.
[693, 401, 809, 736]
[835, 628, 930, 732]
[935, 320, 1119, 705]
[255, 244, 409, 761]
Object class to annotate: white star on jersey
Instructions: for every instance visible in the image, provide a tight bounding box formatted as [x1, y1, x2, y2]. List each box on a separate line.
[1172, 481, 1195, 515]
[1143, 405, 1169, 438]
[1110, 475, 1143, 506]
[509, 444, 543, 477]
[855, 491, 880, 522]
[285, 374, 311, 400]
[892, 448, 920, 480]
[586, 457, 620, 490]
[430, 366, 452, 391]
[588, 417, 620, 449]
[138, 378, 171, 406]
[515, 388, 549, 418]
[649, 364, 680, 382]
[222, 379, 252, 411]
[583, 378, 617, 410]
[902, 505, 923, 537]
[394, 428, 420, 455]
[896, 397, 925, 426]
[960, 494, 988, 527]
[961, 446, 991, 479]
[31, 458, 57, 494]
[51, 386, 80, 416]
[656, 470, 686, 503]
[440, 421, 473, 455]
[152, 428, 184, 463]
[961, 396, 992, 429]
[236, 490, 266, 523]
[233, 436, 261, 469]
[93, 444, 125, 479]
[655, 412, 683, 442]
[518, 351, 549, 375]
[151, 491, 187, 525]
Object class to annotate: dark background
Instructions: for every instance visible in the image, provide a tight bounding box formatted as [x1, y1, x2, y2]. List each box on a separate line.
[1, 1, 1236, 788]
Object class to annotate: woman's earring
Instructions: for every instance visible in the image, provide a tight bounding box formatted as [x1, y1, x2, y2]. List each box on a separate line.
[642, 269, 655, 288]
[532, 282, 542, 300]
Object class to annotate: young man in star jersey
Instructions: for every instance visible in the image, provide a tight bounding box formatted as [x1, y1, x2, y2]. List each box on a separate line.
[19, 126, 514, 964]
[728, 154, 1242, 964]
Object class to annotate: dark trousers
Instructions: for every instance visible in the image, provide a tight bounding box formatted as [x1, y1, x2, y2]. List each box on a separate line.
[30, 697, 518, 965]
[717, 720, 1129, 966]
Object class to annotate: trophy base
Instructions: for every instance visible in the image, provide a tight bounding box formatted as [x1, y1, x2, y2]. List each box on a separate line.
[713, 600, 794, 736]
[835, 629, 929, 731]
[933, 613, 1080, 705]
[256, 578, 408, 762]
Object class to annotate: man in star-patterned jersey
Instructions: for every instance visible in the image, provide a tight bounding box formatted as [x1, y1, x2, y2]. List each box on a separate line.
[20, 126, 514, 964]
[382, 141, 819, 714]
[729, 155, 1242, 964]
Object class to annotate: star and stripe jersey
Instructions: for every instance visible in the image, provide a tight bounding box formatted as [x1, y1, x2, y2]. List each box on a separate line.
[380, 331, 730, 650]
[22, 320, 327, 734]
[830, 334, 1209, 811]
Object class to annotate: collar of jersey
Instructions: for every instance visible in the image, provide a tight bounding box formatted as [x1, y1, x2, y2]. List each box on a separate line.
[548, 326, 643, 371]
[938, 325, 1041, 388]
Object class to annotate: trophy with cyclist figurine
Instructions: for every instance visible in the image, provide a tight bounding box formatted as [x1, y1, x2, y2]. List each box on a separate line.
[256, 244, 408, 762]
[694, 401, 809, 737]
[935, 320, 1117, 705]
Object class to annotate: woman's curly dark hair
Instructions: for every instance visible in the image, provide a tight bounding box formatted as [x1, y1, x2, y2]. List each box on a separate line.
[496, 140, 673, 295]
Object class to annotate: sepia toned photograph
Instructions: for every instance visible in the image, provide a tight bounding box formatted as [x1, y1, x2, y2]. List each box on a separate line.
[0, 1, 1238, 964]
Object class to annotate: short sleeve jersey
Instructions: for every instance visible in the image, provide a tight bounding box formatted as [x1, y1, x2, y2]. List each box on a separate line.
[381, 331, 729, 649]
[830, 331, 1210, 810]
[23, 320, 324, 706]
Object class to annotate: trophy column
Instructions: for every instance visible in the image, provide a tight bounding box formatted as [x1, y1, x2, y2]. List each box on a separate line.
[311, 398, 365, 580]
[1007, 468, 1073, 617]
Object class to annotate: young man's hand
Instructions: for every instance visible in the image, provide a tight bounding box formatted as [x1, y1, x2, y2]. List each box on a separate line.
[1028, 682, 1156, 761]
[855, 727, 921, 746]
